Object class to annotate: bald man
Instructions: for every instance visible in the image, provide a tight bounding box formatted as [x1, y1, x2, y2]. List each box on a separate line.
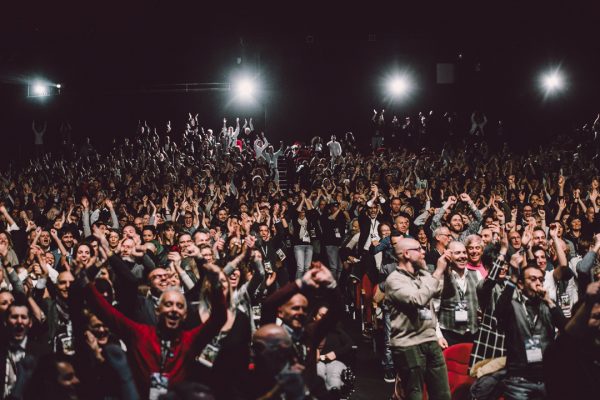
[438, 241, 483, 347]
[385, 237, 451, 400]
[246, 324, 308, 399]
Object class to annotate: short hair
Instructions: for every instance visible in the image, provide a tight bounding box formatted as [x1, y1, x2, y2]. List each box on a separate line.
[157, 287, 187, 312]
[142, 225, 157, 235]
[519, 265, 543, 282]
[464, 234, 483, 247]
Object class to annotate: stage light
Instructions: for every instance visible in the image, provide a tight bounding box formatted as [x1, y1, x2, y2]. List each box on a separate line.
[540, 69, 565, 95]
[386, 74, 413, 99]
[56, 84, 61, 89]
[33, 83, 49, 96]
[235, 77, 257, 101]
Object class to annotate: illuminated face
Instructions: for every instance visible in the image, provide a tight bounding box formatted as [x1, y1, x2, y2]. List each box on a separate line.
[200, 247, 214, 263]
[56, 271, 74, 300]
[277, 293, 308, 330]
[379, 224, 391, 238]
[466, 240, 483, 264]
[61, 232, 74, 248]
[449, 242, 468, 270]
[123, 226, 136, 239]
[509, 231, 522, 248]
[368, 206, 378, 219]
[39, 231, 51, 247]
[417, 229, 428, 245]
[571, 218, 582, 231]
[217, 209, 228, 222]
[228, 269, 241, 290]
[178, 234, 193, 252]
[533, 249, 547, 271]
[142, 229, 155, 243]
[134, 217, 143, 231]
[522, 206, 533, 219]
[259, 225, 270, 241]
[351, 220, 360, 234]
[436, 228, 452, 247]
[0, 291, 14, 315]
[75, 244, 91, 264]
[108, 231, 120, 247]
[156, 291, 187, 331]
[194, 232, 210, 246]
[148, 268, 170, 292]
[449, 215, 463, 232]
[480, 229, 493, 245]
[391, 199, 402, 213]
[522, 267, 545, 298]
[6, 305, 32, 341]
[45, 252, 56, 266]
[532, 230, 547, 250]
[87, 315, 109, 346]
[394, 216, 410, 234]
[120, 239, 134, 257]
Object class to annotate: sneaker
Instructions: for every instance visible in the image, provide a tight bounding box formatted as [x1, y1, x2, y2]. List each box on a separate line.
[384, 369, 396, 383]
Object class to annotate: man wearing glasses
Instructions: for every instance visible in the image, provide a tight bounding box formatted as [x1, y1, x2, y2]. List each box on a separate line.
[495, 258, 567, 399]
[385, 237, 451, 400]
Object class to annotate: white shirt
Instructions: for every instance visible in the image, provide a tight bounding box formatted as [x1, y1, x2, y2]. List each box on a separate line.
[327, 140, 342, 157]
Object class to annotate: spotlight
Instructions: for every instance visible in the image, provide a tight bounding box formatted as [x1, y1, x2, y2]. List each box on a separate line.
[33, 83, 49, 96]
[387, 75, 412, 98]
[540, 69, 565, 94]
[56, 84, 61, 89]
[235, 77, 257, 101]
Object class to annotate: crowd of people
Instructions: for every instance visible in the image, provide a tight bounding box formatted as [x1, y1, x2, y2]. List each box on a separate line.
[0, 109, 599, 400]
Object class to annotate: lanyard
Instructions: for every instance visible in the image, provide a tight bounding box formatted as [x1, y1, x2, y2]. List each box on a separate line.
[370, 219, 378, 235]
[522, 302, 539, 332]
[160, 339, 171, 373]
[261, 244, 269, 258]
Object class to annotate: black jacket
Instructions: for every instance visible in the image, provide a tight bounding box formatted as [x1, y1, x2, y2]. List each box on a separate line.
[495, 283, 566, 380]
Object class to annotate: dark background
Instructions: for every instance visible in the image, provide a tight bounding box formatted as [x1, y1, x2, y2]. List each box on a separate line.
[1, 3, 599, 164]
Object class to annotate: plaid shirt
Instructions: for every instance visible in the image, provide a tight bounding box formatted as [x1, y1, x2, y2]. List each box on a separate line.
[469, 255, 507, 369]
[438, 268, 481, 334]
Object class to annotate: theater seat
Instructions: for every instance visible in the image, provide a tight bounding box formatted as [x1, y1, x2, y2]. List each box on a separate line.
[443, 343, 475, 400]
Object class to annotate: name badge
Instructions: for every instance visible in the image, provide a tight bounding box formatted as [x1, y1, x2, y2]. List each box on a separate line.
[334, 228, 341, 238]
[149, 373, 169, 400]
[196, 342, 220, 369]
[525, 335, 543, 363]
[559, 293, 571, 318]
[302, 233, 311, 243]
[264, 261, 273, 274]
[276, 248, 286, 261]
[455, 310, 468, 323]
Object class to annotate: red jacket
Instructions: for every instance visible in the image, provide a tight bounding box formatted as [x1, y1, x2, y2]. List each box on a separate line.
[84, 284, 226, 397]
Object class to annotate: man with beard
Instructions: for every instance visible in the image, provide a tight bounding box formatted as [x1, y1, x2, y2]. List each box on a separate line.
[495, 263, 566, 400]
[79, 261, 226, 399]
[431, 194, 483, 242]
[544, 281, 600, 400]
[385, 237, 451, 400]
[438, 241, 483, 346]
[1, 299, 49, 398]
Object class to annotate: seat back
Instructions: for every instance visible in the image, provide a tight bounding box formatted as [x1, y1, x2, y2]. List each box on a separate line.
[443, 343, 475, 400]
